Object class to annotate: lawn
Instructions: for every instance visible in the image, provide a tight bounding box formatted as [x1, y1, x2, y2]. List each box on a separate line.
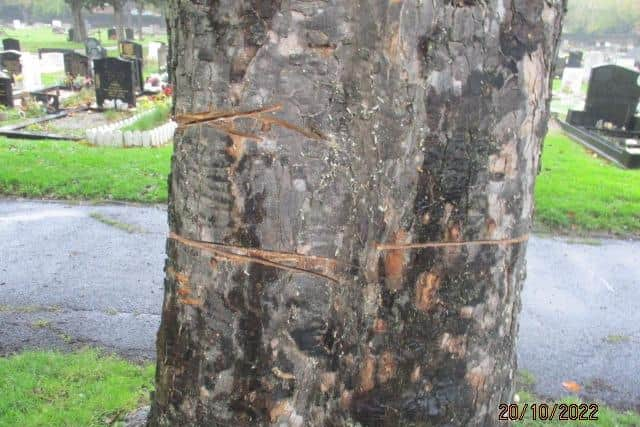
[121, 102, 171, 132]
[0, 349, 638, 426]
[535, 133, 640, 236]
[1, 25, 117, 52]
[0, 137, 171, 203]
[0, 349, 153, 426]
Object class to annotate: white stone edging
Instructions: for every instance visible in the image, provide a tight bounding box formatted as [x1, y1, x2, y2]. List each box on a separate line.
[85, 110, 176, 148]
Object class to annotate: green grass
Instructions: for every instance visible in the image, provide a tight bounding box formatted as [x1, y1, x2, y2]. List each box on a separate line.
[1, 25, 167, 54]
[0, 137, 171, 203]
[535, 133, 640, 236]
[0, 349, 153, 427]
[41, 71, 66, 88]
[121, 103, 171, 132]
[514, 391, 640, 426]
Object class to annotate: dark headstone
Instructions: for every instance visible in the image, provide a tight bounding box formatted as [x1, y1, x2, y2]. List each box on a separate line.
[0, 51, 22, 77]
[553, 56, 567, 79]
[108, 28, 117, 40]
[566, 51, 583, 68]
[2, 38, 20, 51]
[568, 65, 640, 130]
[63, 52, 91, 78]
[85, 38, 107, 61]
[125, 27, 134, 40]
[0, 73, 13, 107]
[120, 40, 144, 92]
[67, 28, 75, 42]
[93, 57, 136, 108]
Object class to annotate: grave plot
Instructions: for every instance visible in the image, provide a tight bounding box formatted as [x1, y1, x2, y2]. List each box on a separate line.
[560, 64, 640, 169]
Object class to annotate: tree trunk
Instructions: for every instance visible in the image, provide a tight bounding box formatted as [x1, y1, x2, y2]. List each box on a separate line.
[136, 0, 144, 41]
[113, 0, 125, 41]
[149, 1, 565, 426]
[70, 0, 87, 43]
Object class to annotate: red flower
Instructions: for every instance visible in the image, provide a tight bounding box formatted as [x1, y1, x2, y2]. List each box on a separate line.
[163, 85, 173, 96]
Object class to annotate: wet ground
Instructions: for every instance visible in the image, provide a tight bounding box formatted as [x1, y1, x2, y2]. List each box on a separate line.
[0, 199, 638, 408]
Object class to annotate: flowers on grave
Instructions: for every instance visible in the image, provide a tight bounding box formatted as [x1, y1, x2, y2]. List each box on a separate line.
[163, 85, 173, 97]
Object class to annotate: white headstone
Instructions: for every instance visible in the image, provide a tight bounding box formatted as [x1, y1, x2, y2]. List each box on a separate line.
[561, 67, 586, 96]
[148, 41, 161, 61]
[51, 20, 62, 28]
[12, 19, 22, 29]
[20, 53, 43, 91]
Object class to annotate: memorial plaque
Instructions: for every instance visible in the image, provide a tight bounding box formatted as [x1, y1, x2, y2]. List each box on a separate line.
[63, 52, 91, 77]
[2, 38, 20, 52]
[108, 28, 117, 40]
[85, 38, 107, 61]
[93, 57, 136, 108]
[125, 28, 134, 40]
[0, 51, 22, 77]
[120, 40, 144, 92]
[0, 73, 13, 107]
[567, 51, 583, 68]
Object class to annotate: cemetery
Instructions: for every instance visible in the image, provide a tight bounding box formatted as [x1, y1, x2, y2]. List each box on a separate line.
[0, 1, 640, 426]
[0, 22, 172, 144]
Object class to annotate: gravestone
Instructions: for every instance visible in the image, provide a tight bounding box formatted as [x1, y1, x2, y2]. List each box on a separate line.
[64, 52, 91, 78]
[119, 40, 144, 92]
[560, 67, 585, 96]
[125, 28, 134, 40]
[0, 51, 22, 77]
[568, 65, 640, 130]
[2, 38, 20, 52]
[85, 38, 107, 61]
[0, 72, 13, 107]
[93, 57, 136, 108]
[108, 28, 117, 40]
[158, 43, 168, 72]
[567, 51, 583, 68]
[68, 28, 75, 42]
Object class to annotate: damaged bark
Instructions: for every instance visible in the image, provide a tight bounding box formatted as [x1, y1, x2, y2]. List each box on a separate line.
[149, 1, 566, 425]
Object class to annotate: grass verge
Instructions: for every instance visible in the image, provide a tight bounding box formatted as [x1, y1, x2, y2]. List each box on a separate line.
[120, 103, 171, 132]
[535, 133, 640, 236]
[0, 349, 153, 426]
[0, 137, 171, 203]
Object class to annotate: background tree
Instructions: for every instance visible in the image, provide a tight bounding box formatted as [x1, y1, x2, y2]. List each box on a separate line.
[65, 0, 89, 42]
[149, 1, 566, 425]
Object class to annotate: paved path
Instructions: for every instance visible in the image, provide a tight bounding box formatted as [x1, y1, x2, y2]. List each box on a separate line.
[0, 200, 638, 408]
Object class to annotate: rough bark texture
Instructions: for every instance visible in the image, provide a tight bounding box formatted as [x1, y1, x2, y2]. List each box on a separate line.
[70, 0, 87, 43]
[150, 1, 565, 426]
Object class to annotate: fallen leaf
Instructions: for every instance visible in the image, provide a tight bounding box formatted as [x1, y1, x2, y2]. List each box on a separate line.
[562, 380, 582, 393]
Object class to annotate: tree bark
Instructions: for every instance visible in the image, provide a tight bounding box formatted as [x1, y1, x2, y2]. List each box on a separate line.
[113, 0, 125, 41]
[70, 0, 87, 43]
[149, 1, 565, 426]
[136, 0, 144, 41]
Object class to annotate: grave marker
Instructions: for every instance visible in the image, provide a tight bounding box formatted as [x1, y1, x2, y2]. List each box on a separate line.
[93, 57, 136, 108]
[158, 43, 168, 72]
[126, 28, 134, 40]
[108, 28, 117, 40]
[567, 51, 583, 68]
[63, 52, 91, 78]
[2, 38, 20, 52]
[0, 72, 13, 107]
[85, 38, 107, 61]
[0, 51, 22, 77]
[119, 40, 144, 92]
[568, 65, 640, 130]
[68, 28, 75, 42]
